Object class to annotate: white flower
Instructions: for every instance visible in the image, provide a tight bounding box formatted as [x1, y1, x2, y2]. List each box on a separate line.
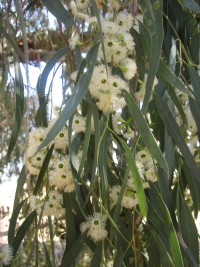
[28, 127, 47, 147]
[119, 58, 137, 80]
[135, 74, 158, 102]
[69, 33, 80, 49]
[184, 106, 197, 134]
[75, 0, 90, 11]
[116, 11, 134, 31]
[110, 185, 138, 209]
[72, 114, 86, 133]
[30, 190, 65, 218]
[70, 70, 78, 81]
[80, 212, 108, 242]
[50, 157, 75, 192]
[0, 244, 14, 265]
[70, 1, 78, 16]
[54, 128, 68, 150]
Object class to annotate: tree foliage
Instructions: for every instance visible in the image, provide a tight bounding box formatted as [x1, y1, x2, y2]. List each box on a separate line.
[0, 0, 200, 266]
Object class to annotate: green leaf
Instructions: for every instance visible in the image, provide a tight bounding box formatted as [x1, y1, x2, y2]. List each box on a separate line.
[149, 185, 184, 267]
[148, 226, 175, 267]
[63, 193, 75, 250]
[42, 0, 75, 26]
[90, 243, 103, 267]
[60, 234, 85, 267]
[38, 43, 99, 151]
[7, 58, 24, 161]
[158, 60, 193, 97]
[141, 0, 164, 111]
[125, 91, 169, 175]
[176, 189, 199, 265]
[183, 0, 200, 13]
[78, 107, 92, 176]
[117, 137, 147, 217]
[33, 144, 54, 195]
[11, 211, 37, 256]
[182, 161, 200, 216]
[8, 200, 26, 244]
[0, 20, 25, 61]
[36, 46, 70, 127]
[153, 93, 200, 184]
[43, 242, 52, 267]
[13, 165, 26, 211]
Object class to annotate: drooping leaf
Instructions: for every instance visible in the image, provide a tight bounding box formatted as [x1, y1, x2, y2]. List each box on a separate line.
[125, 91, 169, 176]
[7, 58, 24, 161]
[158, 60, 193, 97]
[0, 20, 25, 61]
[141, 0, 164, 111]
[183, 0, 200, 13]
[148, 185, 184, 267]
[63, 192, 75, 251]
[60, 234, 85, 267]
[43, 242, 52, 267]
[11, 211, 37, 256]
[117, 136, 147, 217]
[182, 161, 200, 216]
[13, 165, 26, 211]
[148, 226, 175, 267]
[36, 46, 71, 127]
[42, 0, 75, 26]
[8, 200, 26, 244]
[176, 189, 199, 265]
[153, 93, 200, 184]
[38, 43, 99, 151]
[33, 144, 54, 195]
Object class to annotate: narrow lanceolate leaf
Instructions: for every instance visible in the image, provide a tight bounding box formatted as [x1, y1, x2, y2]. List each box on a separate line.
[176, 190, 199, 265]
[42, 0, 75, 26]
[33, 144, 54, 195]
[158, 60, 193, 97]
[125, 91, 169, 176]
[37, 46, 70, 97]
[149, 185, 184, 267]
[141, 0, 164, 111]
[148, 226, 175, 267]
[0, 20, 25, 61]
[11, 211, 37, 256]
[118, 137, 147, 217]
[60, 234, 85, 267]
[182, 161, 200, 216]
[43, 242, 52, 267]
[153, 93, 200, 184]
[36, 46, 70, 127]
[13, 165, 26, 211]
[38, 43, 99, 151]
[8, 200, 25, 244]
[183, 0, 200, 13]
[7, 59, 24, 161]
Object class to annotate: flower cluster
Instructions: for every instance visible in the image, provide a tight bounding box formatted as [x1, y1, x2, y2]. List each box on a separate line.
[88, 64, 129, 113]
[135, 148, 157, 182]
[30, 190, 65, 218]
[0, 244, 14, 266]
[80, 212, 108, 242]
